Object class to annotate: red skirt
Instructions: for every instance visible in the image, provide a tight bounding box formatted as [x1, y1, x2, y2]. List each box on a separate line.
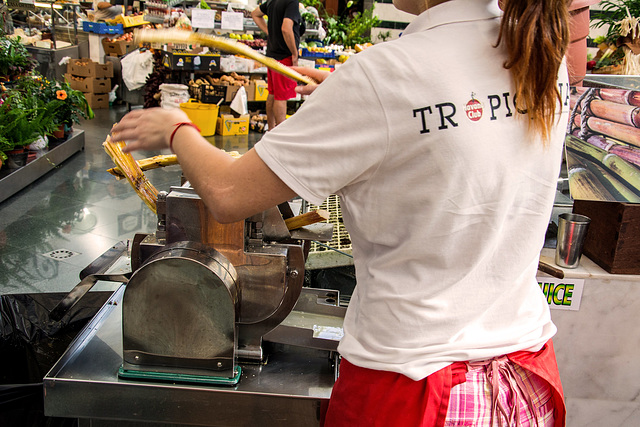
[322, 340, 565, 427]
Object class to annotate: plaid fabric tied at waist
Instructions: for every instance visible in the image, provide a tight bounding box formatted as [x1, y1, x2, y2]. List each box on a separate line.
[464, 356, 544, 427]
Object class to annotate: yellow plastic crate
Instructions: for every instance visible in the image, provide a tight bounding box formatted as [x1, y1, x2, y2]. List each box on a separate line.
[107, 14, 149, 27]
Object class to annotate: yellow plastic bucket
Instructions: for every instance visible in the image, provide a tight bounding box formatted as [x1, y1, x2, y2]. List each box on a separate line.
[179, 99, 219, 137]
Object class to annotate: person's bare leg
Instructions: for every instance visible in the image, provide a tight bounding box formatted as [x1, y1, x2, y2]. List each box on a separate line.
[266, 94, 276, 131]
[272, 99, 288, 127]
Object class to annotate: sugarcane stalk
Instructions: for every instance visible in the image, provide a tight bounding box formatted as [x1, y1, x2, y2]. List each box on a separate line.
[566, 135, 640, 197]
[585, 116, 640, 147]
[567, 165, 616, 201]
[135, 28, 314, 85]
[585, 134, 640, 167]
[108, 150, 243, 178]
[108, 154, 179, 178]
[586, 98, 640, 128]
[285, 210, 330, 230]
[566, 151, 640, 202]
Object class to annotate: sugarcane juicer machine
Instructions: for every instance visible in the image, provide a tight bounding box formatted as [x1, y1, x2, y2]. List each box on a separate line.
[117, 184, 338, 385]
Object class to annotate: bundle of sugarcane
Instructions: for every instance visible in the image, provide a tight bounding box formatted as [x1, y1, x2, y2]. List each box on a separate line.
[103, 135, 159, 213]
[135, 28, 315, 85]
[566, 135, 640, 201]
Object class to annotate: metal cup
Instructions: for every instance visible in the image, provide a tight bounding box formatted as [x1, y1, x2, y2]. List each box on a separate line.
[555, 213, 591, 268]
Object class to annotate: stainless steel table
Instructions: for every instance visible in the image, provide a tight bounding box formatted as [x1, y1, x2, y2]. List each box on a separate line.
[44, 285, 337, 426]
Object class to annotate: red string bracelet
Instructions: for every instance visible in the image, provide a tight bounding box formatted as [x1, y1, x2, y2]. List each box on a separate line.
[169, 122, 201, 153]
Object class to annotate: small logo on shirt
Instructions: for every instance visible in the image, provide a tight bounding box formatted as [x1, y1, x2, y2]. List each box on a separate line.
[464, 94, 483, 122]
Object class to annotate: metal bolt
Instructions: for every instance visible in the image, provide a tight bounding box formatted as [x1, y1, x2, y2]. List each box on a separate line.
[217, 362, 223, 368]
[289, 269, 299, 278]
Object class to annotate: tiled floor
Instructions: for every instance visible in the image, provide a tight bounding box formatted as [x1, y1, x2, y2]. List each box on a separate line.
[0, 105, 261, 295]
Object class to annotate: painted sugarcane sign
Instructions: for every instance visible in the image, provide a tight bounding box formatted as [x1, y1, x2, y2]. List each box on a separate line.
[566, 87, 640, 203]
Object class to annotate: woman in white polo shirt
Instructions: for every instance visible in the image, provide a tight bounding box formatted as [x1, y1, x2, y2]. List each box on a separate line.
[113, 0, 571, 425]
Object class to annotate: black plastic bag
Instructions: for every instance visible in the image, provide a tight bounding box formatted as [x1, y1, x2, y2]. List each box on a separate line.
[0, 291, 111, 427]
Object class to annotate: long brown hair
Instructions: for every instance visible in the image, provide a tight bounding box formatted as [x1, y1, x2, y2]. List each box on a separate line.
[497, 0, 570, 143]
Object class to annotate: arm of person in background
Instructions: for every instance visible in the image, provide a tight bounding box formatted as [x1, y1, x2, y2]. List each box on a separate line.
[281, 17, 298, 66]
[96, 1, 114, 10]
[251, 8, 268, 36]
[112, 108, 297, 224]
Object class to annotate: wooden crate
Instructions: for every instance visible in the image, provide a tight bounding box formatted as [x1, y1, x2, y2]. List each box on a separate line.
[572, 200, 640, 274]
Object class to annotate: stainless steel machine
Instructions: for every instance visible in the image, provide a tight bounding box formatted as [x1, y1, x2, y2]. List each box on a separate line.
[44, 184, 346, 426]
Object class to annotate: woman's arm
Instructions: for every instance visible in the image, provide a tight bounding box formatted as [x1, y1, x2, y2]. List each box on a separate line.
[112, 108, 296, 223]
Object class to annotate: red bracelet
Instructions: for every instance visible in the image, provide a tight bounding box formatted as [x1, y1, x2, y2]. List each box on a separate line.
[169, 122, 201, 153]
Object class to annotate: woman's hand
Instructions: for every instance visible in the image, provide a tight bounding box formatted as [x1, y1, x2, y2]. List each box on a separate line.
[292, 67, 331, 96]
[110, 107, 191, 153]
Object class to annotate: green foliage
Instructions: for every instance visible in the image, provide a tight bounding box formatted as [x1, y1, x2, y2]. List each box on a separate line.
[596, 47, 626, 68]
[39, 77, 95, 125]
[0, 103, 52, 149]
[377, 30, 392, 43]
[0, 34, 37, 79]
[591, 0, 640, 44]
[0, 72, 94, 154]
[300, 0, 381, 48]
[326, 5, 380, 47]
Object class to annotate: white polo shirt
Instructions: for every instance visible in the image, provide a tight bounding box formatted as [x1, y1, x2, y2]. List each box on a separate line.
[255, 0, 570, 381]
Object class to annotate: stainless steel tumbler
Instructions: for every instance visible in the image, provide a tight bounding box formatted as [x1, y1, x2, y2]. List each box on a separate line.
[555, 213, 591, 269]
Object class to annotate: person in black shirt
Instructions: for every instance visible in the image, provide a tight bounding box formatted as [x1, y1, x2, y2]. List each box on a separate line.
[251, 0, 304, 130]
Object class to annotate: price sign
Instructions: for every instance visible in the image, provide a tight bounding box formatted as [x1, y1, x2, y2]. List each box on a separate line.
[191, 9, 217, 29]
[221, 11, 244, 31]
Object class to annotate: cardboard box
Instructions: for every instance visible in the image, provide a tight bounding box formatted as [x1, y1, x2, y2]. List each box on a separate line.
[67, 58, 114, 78]
[251, 80, 268, 102]
[217, 113, 250, 136]
[226, 85, 242, 102]
[83, 92, 109, 109]
[102, 38, 135, 57]
[572, 200, 640, 274]
[65, 74, 111, 93]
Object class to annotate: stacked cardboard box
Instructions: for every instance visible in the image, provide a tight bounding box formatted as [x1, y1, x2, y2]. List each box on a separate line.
[102, 37, 135, 57]
[66, 58, 114, 109]
[216, 106, 249, 136]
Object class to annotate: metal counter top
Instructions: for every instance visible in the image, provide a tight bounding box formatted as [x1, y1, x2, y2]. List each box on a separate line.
[44, 285, 337, 426]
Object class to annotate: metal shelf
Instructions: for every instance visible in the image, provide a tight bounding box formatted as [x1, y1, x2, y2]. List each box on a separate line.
[0, 130, 85, 203]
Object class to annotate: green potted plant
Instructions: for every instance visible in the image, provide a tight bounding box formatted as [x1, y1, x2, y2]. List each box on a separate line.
[591, 0, 640, 74]
[0, 32, 38, 82]
[0, 74, 59, 167]
[39, 76, 94, 139]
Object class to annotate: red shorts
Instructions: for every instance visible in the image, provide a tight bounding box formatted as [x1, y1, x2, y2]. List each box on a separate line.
[267, 56, 297, 101]
[322, 340, 565, 427]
